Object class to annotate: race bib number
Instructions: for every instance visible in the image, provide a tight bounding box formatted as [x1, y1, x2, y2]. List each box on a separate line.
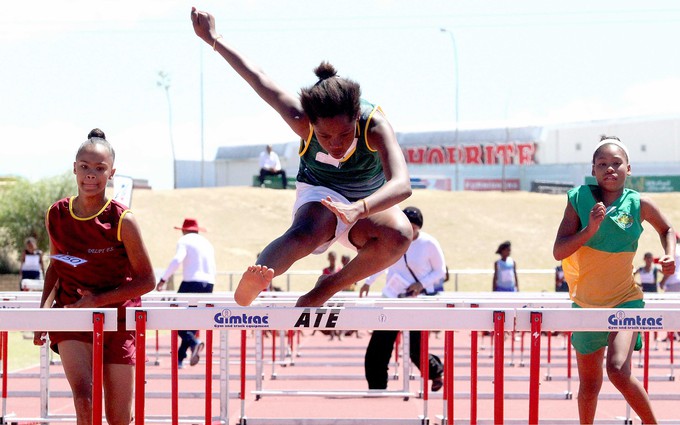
[51, 254, 88, 267]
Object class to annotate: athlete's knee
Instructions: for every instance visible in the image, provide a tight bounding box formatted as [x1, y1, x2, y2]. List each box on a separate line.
[578, 376, 603, 399]
[606, 360, 631, 385]
[380, 223, 411, 254]
[71, 390, 93, 420]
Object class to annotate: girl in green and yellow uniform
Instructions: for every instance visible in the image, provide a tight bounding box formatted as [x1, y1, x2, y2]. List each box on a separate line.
[191, 8, 413, 307]
[553, 136, 676, 424]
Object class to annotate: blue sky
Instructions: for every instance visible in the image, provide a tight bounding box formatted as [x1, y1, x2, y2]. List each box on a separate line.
[2, 0, 680, 189]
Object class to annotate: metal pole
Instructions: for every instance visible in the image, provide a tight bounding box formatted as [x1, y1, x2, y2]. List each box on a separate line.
[440, 28, 460, 190]
[200, 48, 206, 187]
[157, 71, 177, 189]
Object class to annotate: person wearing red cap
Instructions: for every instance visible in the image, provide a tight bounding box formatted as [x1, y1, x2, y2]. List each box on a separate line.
[157, 218, 216, 368]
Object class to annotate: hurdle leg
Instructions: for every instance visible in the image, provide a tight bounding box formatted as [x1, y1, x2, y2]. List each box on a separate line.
[270, 330, 276, 378]
[528, 312, 542, 425]
[509, 330, 515, 366]
[545, 331, 552, 381]
[1, 331, 7, 421]
[255, 331, 263, 397]
[219, 331, 229, 423]
[493, 311, 505, 424]
[393, 332, 402, 380]
[135, 311, 147, 425]
[205, 329, 213, 425]
[643, 332, 650, 392]
[40, 341, 50, 421]
[91, 313, 104, 425]
[444, 329, 454, 425]
[279, 330, 287, 366]
[240, 330, 247, 425]
[566, 332, 573, 399]
[171, 330, 179, 425]
[402, 331, 410, 396]
[420, 330, 430, 424]
[154, 330, 160, 366]
[669, 334, 675, 381]
[470, 304, 479, 425]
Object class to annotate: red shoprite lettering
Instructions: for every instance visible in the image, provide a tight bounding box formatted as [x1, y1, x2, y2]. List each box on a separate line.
[403, 142, 536, 165]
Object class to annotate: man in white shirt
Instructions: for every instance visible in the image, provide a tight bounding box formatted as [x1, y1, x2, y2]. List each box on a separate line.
[258, 144, 288, 189]
[157, 218, 216, 368]
[360, 207, 446, 391]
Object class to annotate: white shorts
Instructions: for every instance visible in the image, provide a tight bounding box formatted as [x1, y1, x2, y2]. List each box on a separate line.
[292, 182, 358, 254]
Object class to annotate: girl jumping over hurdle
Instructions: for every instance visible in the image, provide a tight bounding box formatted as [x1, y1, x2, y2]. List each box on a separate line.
[553, 136, 676, 424]
[34, 129, 155, 425]
[191, 8, 413, 307]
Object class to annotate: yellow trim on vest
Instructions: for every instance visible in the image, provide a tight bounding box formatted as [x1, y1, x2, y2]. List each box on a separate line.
[298, 124, 314, 157]
[364, 106, 382, 153]
[68, 196, 112, 221]
[118, 210, 131, 242]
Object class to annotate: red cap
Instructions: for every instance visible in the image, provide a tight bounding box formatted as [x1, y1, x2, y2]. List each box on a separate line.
[174, 218, 206, 233]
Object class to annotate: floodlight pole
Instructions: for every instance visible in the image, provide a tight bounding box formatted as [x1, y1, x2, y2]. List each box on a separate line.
[157, 71, 177, 189]
[440, 28, 460, 190]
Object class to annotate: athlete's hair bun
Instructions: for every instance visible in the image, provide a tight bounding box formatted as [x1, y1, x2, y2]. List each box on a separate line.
[314, 61, 338, 81]
[88, 128, 106, 139]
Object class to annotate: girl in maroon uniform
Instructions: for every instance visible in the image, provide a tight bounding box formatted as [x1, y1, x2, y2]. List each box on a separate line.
[34, 129, 155, 425]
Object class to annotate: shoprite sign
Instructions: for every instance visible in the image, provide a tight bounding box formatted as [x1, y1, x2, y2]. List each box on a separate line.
[402, 142, 537, 165]
[584, 175, 680, 193]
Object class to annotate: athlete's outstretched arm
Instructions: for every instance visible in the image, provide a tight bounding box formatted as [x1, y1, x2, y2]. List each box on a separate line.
[191, 8, 309, 139]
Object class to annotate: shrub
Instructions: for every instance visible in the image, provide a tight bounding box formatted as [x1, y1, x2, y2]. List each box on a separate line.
[0, 173, 76, 256]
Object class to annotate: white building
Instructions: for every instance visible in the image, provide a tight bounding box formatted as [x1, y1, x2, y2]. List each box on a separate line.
[176, 115, 680, 192]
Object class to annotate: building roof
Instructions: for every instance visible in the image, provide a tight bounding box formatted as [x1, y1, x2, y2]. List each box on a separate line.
[215, 142, 293, 160]
[395, 126, 544, 146]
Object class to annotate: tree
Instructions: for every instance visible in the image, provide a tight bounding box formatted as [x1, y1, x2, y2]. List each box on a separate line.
[0, 173, 76, 258]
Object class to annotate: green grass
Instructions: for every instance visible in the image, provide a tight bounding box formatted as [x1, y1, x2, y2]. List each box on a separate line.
[4, 332, 42, 372]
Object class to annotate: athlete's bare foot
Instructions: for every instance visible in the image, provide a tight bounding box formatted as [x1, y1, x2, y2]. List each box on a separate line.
[235, 265, 275, 306]
[295, 274, 335, 307]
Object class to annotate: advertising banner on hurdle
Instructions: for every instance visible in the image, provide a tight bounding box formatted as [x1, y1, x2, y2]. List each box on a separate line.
[515, 308, 680, 332]
[126, 306, 515, 331]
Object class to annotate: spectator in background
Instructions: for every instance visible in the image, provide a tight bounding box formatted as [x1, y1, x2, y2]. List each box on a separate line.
[322, 251, 339, 275]
[492, 241, 519, 292]
[360, 206, 445, 391]
[340, 254, 357, 291]
[19, 236, 44, 290]
[634, 252, 661, 293]
[555, 264, 569, 293]
[661, 232, 680, 292]
[258, 144, 287, 189]
[157, 218, 216, 368]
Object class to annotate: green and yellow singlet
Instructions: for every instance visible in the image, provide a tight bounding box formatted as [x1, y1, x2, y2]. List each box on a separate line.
[562, 185, 644, 308]
[297, 99, 386, 201]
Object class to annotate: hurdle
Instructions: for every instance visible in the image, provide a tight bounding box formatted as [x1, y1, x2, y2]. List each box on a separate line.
[0, 308, 117, 424]
[127, 305, 514, 424]
[5, 291, 680, 423]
